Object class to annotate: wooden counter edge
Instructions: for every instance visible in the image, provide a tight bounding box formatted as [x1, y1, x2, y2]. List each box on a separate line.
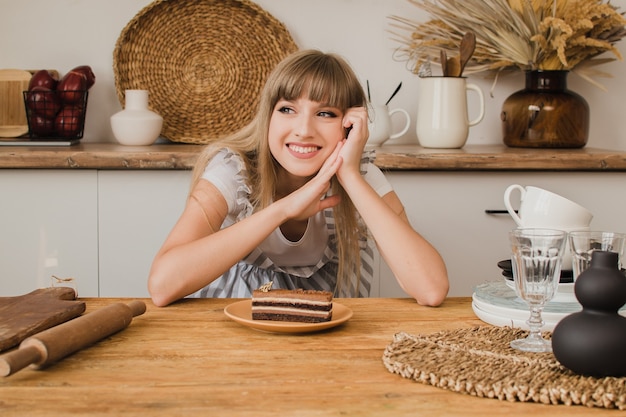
[373, 145, 626, 171]
[1, 143, 626, 171]
[0, 143, 199, 170]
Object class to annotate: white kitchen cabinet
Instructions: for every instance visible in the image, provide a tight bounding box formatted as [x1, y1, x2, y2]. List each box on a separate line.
[378, 171, 626, 297]
[0, 170, 99, 297]
[2, 167, 625, 300]
[97, 170, 190, 297]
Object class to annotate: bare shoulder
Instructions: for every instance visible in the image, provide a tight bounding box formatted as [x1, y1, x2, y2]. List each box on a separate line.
[188, 179, 229, 230]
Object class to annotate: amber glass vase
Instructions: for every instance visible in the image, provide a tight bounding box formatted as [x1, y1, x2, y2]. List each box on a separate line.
[501, 70, 589, 148]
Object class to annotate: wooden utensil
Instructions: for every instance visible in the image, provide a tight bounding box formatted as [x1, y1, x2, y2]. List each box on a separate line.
[0, 287, 85, 352]
[446, 56, 461, 77]
[0, 300, 146, 377]
[459, 32, 476, 77]
[440, 49, 448, 76]
[0, 69, 32, 138]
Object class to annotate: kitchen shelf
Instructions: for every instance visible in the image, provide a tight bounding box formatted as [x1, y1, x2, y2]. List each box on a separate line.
[1, 142, 626, 171]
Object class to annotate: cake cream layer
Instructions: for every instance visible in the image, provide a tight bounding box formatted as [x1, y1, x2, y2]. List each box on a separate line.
[252, 289, 332, 301]
[252, 297, 331, 310]
[251, 305, 332, 318]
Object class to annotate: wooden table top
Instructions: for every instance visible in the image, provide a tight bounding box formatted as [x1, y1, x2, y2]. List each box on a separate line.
[1, 142, 626, 171]
[0, 297, 618, 416]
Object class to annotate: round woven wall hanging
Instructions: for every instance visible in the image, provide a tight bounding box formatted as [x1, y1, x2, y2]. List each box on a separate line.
[113, 0, 298, 144]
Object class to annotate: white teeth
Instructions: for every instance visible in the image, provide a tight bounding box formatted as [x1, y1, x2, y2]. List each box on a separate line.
[289, 144, 319, 154]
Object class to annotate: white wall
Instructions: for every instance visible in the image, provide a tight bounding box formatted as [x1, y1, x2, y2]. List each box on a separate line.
[2, 0, 626, 150]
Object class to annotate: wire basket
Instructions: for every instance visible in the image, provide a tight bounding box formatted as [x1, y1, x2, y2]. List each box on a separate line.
[23, 90, 88, 140]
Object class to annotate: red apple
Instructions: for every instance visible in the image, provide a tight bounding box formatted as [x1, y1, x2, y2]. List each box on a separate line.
[28, 114, 55, 136]
[28, 70, 59, 90]
[69, 65, 95, 89]
[54, 105, 84, 137]
[57, 72, 87, 104]
[25, 86, 61, 118]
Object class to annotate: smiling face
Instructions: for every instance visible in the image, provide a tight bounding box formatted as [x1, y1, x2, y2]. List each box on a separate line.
[250, 50, 367, 206]
[268, 97, 344, 180]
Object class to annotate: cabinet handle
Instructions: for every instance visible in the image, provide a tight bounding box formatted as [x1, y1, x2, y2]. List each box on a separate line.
[485, 209, 517, 215]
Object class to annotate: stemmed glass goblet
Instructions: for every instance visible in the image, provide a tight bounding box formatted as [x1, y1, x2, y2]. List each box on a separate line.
[509, 228, 567, 353]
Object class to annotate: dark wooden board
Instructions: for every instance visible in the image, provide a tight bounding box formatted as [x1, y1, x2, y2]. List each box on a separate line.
[0, 287, 85, 352]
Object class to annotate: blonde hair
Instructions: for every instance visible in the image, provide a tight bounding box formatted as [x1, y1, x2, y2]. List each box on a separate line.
[190, 49, 367, 296]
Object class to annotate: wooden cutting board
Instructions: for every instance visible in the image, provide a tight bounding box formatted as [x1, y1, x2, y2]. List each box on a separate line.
[0, 287, 86, 352]
[0, 69, 32, 138]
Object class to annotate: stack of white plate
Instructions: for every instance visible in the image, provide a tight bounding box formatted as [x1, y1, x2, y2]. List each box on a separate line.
[472, 280, 621, 331]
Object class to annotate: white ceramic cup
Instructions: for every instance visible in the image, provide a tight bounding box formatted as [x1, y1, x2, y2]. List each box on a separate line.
[367, 104, 410, 146]
[503, 184, 593, 229]
[416, 77, 484, 149]
[504, 184, 593, 269]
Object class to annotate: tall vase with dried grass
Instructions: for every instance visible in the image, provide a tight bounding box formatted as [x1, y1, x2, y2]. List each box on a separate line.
[389, 0, 626, 148]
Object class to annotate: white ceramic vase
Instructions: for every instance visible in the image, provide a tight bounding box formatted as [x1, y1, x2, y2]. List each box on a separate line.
[111, 90, 163, 146]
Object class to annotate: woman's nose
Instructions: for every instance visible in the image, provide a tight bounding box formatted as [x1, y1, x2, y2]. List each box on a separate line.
[294, 115, 314, 137]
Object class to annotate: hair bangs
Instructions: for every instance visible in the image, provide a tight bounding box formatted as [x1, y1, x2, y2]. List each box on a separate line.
[273, 53, 365, 111]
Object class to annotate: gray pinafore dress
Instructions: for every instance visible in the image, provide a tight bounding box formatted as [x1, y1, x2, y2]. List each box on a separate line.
[191, 148, 391, 298]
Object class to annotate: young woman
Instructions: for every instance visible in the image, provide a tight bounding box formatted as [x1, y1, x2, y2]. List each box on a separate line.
[148, 49, 449, 307]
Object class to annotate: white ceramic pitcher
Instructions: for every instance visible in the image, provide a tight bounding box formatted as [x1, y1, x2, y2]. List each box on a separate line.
[416, 77, 484, 149]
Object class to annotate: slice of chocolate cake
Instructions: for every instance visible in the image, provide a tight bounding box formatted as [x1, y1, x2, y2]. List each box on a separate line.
[252, 287, 333, 323]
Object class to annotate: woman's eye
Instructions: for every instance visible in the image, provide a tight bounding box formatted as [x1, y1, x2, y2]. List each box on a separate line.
[318, 110, 337, 118]
[278, 106, 294, 114]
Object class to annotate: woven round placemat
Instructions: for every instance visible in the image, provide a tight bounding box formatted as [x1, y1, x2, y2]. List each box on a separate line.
[113, 0, 298, 144]
[383, 327, 626, 410]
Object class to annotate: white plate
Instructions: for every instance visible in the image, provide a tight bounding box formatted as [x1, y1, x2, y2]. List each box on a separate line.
[472, 301, 559, 331]
[503, 278, 576, 303]
[224, 300, 353, 334]
[472, 294, 579, 323]
[475, 281, 581, 312]
[472, 281, 626, 330]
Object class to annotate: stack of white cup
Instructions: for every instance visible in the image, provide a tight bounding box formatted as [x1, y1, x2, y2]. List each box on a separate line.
[504, 184, 594, 271]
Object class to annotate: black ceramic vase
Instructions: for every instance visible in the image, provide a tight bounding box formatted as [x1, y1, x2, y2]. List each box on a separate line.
[501, 70, 589, 148]
[552, 251, 626, 377]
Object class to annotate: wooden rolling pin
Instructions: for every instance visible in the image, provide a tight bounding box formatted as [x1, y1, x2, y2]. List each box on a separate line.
[0, 300, 146, 377]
